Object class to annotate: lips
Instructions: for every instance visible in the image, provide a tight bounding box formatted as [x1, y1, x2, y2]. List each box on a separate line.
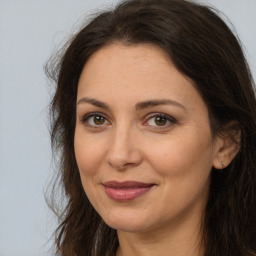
[103, 180, 156, 201]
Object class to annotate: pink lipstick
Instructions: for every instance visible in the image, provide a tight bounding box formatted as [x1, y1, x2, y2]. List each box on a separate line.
[103, 181, 155, 202]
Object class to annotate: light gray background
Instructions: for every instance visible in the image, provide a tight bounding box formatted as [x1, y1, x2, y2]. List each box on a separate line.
[0, 0, 255, 255]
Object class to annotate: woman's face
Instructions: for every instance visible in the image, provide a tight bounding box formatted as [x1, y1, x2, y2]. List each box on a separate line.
[75, 43, 222, 233]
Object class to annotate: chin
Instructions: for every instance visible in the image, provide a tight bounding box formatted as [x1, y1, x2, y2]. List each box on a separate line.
[101, 210, 155, 233]
[106, 220, 148, 233]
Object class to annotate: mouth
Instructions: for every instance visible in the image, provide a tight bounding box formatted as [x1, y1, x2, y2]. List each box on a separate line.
[102, 180, 156, 202]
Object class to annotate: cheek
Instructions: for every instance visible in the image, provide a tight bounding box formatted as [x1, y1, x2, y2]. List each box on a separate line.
[144, 128, 214, 182]
[74, 129, 106, 178]
[143, 132, 213, 220]
[74, 129, 105, 206]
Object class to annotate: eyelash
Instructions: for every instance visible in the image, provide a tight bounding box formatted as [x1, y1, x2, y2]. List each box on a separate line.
[81, 112, 109, 127]
[80, 112, 177, 129]
[143, 113, 177, 128]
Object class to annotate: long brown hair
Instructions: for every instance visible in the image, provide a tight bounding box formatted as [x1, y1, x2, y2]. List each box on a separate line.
[46, 0, 256, 255]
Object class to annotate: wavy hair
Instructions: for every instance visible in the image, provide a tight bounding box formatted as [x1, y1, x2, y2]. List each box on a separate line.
[45, 0, 256, 255]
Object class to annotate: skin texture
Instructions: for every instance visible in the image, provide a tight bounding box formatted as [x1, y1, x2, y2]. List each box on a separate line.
[74, 43, 238, 256]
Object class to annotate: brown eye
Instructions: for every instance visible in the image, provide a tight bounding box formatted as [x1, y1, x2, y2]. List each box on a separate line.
[82, 113, 109, 127]
[145, 113, 176, 128]
[94, 115, 105, 125]
[154, 116, 167, 126]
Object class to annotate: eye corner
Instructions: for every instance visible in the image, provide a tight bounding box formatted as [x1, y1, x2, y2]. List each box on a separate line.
[142, 112, 177, 129]
[79, 112, 111, 128]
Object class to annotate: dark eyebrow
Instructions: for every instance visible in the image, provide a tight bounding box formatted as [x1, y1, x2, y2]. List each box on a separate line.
[135, 99, 187, 112]
[77, 97, 187, 112]
[77, 97, 110, 110]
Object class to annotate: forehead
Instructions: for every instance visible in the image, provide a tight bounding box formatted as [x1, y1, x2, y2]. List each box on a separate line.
[77, 43, 206, 114]
[79, 43, 172, 84]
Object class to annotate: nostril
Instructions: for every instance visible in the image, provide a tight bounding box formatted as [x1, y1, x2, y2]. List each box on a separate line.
[106, 150, 143, 170]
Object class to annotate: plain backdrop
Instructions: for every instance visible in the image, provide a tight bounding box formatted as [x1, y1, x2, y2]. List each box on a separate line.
[0, 0, 255, 255]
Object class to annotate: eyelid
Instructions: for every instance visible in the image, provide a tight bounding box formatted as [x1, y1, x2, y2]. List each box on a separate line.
[79, 111, 177, 129]
[143, 112, 177, 127]
[80, 112, 110, 126]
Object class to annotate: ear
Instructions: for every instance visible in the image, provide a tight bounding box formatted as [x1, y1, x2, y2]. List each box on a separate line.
[212, 125, 241, 170]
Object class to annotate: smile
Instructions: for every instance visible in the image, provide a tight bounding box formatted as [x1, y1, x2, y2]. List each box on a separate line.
[103, 181, 156, 202]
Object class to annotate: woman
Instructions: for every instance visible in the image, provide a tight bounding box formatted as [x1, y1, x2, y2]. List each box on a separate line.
[46, 0, 256, 255]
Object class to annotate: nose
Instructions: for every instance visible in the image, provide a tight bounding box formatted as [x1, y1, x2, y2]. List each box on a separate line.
[106, 125, 143, 170]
